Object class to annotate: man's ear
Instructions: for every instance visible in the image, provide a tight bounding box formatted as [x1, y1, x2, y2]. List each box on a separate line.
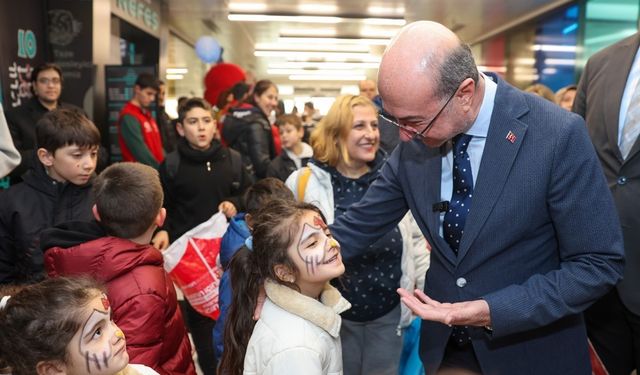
[458, 77, 476, 109]
[155, 207, 167, 227]
[92, 204, 101, 222]
[37, 148, 55, 167]
[176, 122, 185, 137]
[36, 360, 66, 375]
[273, 264, 295, 283]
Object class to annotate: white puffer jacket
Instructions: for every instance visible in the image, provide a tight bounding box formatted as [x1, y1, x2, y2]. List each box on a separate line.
[243, 280, 351, 375]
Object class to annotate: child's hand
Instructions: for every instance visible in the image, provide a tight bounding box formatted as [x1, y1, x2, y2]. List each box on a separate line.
[218, 201, 237, 218]
[152, 230, 170, 251]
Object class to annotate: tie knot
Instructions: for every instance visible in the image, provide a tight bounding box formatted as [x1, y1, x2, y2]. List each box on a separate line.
[452, 134, 473, 155]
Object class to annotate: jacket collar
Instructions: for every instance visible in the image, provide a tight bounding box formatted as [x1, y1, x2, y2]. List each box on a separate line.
[264, 279, 351, 338]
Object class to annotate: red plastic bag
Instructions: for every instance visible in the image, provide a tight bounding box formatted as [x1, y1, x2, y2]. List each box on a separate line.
[163, 212, 228, 319]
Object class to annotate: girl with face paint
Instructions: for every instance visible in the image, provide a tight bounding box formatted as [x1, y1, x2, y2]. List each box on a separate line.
[0, 277, 159, 375]
[219, 199, 351, 375]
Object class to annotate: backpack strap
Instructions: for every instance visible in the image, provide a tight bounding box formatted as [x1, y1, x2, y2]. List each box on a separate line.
[296, 166, 312, 202]
[164, 151, 180, 180]
[229, 148, 243, 190]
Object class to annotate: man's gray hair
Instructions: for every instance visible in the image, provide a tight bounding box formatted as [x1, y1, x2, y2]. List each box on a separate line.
[435, 43, 479, 99]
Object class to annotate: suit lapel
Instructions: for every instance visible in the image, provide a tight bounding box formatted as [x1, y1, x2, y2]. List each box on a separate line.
[457, 80, 528, 261]
[604, 35, 640, 162]
[405, 140, 457, 265]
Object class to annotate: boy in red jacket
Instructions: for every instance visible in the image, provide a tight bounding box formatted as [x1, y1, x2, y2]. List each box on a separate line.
[117, 73, 164, 168]
[41, 162, 196, 375]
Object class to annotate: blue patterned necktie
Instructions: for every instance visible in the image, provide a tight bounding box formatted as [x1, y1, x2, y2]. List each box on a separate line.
[444, 134, 474, 347]
[444, 134, 474, 255]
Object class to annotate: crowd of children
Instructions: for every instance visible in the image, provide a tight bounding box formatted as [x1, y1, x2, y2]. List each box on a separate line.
[0, 68, 429, 375]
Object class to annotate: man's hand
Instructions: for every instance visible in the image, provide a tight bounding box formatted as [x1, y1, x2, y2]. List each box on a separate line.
[397, 288, 491, 327]
[219, 201, 237, 218]
[151, 230, 170, 251]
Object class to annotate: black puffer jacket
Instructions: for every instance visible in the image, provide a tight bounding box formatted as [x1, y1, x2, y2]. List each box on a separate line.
[0, 162, 94, 284]
[222, 104, 276, 180]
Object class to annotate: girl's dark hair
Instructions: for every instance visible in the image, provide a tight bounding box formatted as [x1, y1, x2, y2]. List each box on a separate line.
[247, 79, 277, 107]
[0, 277, 105, 375]
[219, 199, 322, 375]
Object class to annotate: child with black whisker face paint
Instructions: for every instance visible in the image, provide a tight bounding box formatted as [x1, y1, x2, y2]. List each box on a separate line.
[219, 199, 351, 375]
[0, 277, 158, 375]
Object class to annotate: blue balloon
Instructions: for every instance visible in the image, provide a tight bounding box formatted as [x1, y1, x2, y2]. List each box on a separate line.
[195, 36, 221, 63]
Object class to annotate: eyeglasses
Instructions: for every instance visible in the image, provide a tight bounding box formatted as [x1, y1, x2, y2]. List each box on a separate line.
[379, 87, 458, 140]
[37, 77, 61, 85]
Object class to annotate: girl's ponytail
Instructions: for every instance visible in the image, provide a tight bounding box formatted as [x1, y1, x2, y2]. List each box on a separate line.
[219, 246, 261, 375]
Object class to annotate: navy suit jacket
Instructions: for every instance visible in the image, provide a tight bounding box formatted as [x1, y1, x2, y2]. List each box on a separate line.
[330, 75, 625, 374]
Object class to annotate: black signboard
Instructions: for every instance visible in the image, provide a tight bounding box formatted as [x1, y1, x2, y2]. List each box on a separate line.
[0, 0, 46, 109]
[46, 0, 95, 112]
[105, 65, 156, 162]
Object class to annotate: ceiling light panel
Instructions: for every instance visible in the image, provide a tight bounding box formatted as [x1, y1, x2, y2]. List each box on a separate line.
[367, 5, 405, 16]
[279, 28, 337, 36]
[278, 37, 389, 46]
[297, 3, 338, 14]
[228, 2, 267, 12]
[228, 14, 341, 23]
[289, 74, 367, 81]
[255, 42, 369, 52]
[254, 50, 381, 62]
[268, 62, 380, 69]
[228, 13, 404, 25]
[267, 69, 366, 76]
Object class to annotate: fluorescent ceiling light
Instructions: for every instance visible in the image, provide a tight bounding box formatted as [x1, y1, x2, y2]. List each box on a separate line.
[166, 74, 184, 80]
[278, 85, 295, 95]
[229, 14, 341, 23]
[228, 2, 267, 12]
[166, 67, 188, 74]
[267, 69, 366, 76]
[278, 37, 389, 46]
[289, 74, 367, 81]
[297, 3, 338, 13]
[279, 28, 336, 36]
[531, 44, 577, 52]
[367, 5, 405, 16]
[362, 18, 405, 26]
[228, 13, 404, 25]
[255, 42, 369, 53]
[255, 50, 381, 62]
[544, 58, 576, 66]
[268, 62, 380, 69]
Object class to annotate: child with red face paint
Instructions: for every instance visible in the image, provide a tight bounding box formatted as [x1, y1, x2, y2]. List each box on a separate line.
[219, 199, 351, 375]
[0, 277, 159, 375]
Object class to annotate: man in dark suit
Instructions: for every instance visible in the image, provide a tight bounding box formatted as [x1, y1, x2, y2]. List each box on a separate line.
[329, 21, 624, 374]
[574, 32, 640, 375]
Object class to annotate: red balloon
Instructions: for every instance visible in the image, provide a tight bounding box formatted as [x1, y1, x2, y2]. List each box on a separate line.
[203, 63, 246, 107]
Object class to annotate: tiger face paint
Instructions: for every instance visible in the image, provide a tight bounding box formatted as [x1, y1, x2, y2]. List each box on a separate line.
[65, 293, 129, 374]
[288, 211, 345, 298]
